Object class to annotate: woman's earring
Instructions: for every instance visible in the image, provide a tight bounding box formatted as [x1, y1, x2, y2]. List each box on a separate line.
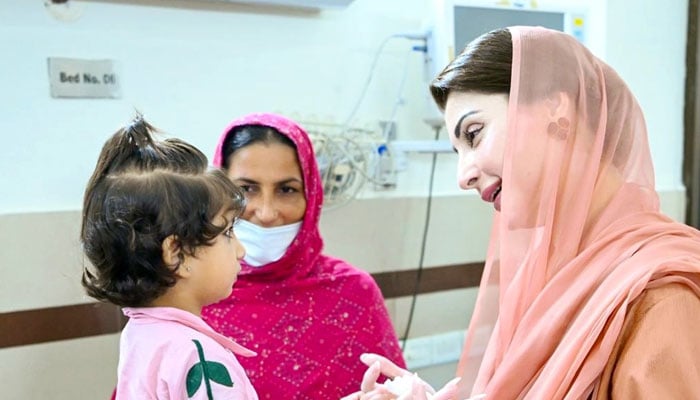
[547, 117, 570, 140]
[185, 265, 191, 272]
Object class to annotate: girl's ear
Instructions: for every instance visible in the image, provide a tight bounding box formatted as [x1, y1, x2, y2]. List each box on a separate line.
[162, 235, 190, 278]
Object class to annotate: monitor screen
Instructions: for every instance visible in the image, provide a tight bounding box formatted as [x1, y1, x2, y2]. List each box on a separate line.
[453, 6, 564, 51]
[421, 0, 589, 127]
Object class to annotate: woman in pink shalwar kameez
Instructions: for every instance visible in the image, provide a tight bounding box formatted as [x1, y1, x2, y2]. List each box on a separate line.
[344, 26, 700, 400]
[202, 113, 406, 400]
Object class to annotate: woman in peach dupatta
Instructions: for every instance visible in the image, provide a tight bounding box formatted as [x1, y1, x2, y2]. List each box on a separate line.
[342, 26, 700, 400]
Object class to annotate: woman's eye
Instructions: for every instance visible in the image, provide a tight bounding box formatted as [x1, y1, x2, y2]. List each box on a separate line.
[238, 185, 260, 196]
[463, 124, 483, 146]
[280, 186, 300, 194]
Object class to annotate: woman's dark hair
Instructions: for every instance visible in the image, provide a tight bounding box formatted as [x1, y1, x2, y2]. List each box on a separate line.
[430, 28, 513, 111]
[431, 27, 629, 166]
[220, 125, 296, 170]
[81, 116, 245, 307]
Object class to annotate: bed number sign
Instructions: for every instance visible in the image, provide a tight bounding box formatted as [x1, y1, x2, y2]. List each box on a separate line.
[48, 57, 121, 98]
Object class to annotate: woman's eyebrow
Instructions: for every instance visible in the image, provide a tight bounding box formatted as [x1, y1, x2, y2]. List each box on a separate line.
[454, 110, 480, 139]
[233, 178, 258, 184]
[276, 178, 303, 185]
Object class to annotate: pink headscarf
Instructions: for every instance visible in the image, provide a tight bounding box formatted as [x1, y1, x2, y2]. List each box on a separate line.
[456, 27, 700, 399]
[211, 112, 324, 280]
[203, 113, 405, 399]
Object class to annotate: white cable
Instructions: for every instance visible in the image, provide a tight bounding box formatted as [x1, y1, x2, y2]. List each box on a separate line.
[394, 31, 429, 41]
[341, 32, 427, 134]
[381, 47, 414, 141]
[310, 129, 377, 209]
[340, 34, 399, 132]
[311, 31, 428, 208]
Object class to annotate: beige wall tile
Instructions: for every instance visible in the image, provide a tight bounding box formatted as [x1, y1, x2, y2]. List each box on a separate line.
[0, 334, 119, 399]
[0, 211, 89, 313]
[0, 188, 687, 396]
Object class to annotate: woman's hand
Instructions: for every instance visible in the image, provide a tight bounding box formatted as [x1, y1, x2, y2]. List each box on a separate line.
[340, 353, 460, 400]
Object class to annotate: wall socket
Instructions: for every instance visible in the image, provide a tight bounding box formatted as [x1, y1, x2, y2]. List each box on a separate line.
[401, 330, 465, 370]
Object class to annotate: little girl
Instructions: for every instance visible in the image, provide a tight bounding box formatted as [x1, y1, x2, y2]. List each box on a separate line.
[81, 116, 258, 400]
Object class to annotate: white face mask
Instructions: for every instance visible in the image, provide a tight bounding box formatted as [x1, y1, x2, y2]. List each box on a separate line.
[234, 219, 302, 267]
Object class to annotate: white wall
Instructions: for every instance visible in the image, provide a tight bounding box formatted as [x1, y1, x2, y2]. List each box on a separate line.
[0, 0, 432, 214]
[605, 0, 688, 191]
[0, 0, 688, 214]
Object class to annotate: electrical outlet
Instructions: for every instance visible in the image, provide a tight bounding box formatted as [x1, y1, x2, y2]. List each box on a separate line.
[403, 335, 434, 369]
[432, 330, 465, 365]
[403, 330, 465, 370]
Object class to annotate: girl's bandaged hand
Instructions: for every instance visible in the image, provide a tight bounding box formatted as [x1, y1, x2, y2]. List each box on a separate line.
[384, 374, 434, 399]
[387, 375, 462, 400]
[339, 353, 460, 400]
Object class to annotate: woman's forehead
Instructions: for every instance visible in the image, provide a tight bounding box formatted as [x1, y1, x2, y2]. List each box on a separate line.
[445, 92, 509, 125]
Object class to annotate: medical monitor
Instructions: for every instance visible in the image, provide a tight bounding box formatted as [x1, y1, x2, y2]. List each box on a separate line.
[423, 0, 589, 127]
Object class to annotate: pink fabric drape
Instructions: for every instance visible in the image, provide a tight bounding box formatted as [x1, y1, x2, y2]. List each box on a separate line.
[203, 113, 405, 399]
[456, 27, 700, 399]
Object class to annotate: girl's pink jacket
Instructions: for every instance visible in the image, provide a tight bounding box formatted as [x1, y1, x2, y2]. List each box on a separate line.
[116, 307, 258, 400]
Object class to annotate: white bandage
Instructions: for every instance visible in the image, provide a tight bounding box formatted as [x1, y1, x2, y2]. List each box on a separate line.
[384, 375, 434, 399]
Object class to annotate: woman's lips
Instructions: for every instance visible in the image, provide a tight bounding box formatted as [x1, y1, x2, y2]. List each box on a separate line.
[493, 188, 502, 212]
[481, 182, 502, 211]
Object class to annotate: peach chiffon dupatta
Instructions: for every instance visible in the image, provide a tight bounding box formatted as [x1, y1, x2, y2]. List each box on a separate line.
[455, 26, 700, 399]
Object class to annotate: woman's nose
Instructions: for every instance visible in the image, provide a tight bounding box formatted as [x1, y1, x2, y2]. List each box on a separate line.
[254, 195, 278, 226]
[457, 153, 479, 190]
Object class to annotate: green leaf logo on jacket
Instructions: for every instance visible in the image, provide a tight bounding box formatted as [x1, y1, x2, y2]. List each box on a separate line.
[186, 339, 234, 399]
